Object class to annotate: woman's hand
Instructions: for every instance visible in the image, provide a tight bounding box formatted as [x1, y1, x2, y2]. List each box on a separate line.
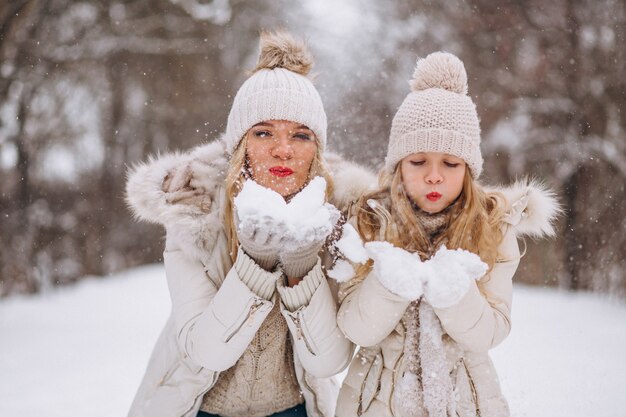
[280, 203, 340, 280]
[236, 214, 288, 271]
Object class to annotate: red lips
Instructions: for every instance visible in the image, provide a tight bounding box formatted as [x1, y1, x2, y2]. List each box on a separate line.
[269, 166, 294, 177]
[426, 192, 442, 202]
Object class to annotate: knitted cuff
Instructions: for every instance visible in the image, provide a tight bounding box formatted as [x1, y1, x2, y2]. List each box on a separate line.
[240, 240, 278, 271]
[277, 260, 324, 312]
[235, 247, 281, 300]
[280, 244, 322, 279]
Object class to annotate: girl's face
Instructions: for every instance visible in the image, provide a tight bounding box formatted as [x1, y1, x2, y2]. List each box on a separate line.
[245, 120, 318, 197]
[400, 152, 466, 214]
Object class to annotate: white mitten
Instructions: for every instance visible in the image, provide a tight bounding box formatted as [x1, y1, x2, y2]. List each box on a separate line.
[280, 177, 339, 278]
[423, 245, 488, 308]
[281, 202, 340, 278]
[234, 180, 288, 270]
[236, 214, 288, 270]
[364, 241, 433, 300]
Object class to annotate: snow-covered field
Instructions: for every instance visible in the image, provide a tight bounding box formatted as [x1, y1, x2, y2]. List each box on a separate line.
[1, 264, 625, 417]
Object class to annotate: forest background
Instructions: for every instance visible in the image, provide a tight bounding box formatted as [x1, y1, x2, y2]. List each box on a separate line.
[1, 0, 625, 299]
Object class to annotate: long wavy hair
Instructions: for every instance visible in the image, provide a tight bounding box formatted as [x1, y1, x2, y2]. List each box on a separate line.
[351, 164, 508, 285]
[223, 134, 334, 262]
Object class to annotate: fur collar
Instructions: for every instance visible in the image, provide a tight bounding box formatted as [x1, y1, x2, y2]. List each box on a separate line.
[126, 142, 560, 261]
[125, 140, 377, 259]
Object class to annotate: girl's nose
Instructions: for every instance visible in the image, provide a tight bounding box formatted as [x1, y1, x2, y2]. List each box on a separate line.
[270, 135, 294, 160]
[425, 167, 443, 184]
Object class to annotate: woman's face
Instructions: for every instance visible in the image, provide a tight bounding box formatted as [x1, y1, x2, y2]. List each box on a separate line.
[245, 120, 318, 197]
[400, 152, 466, 214]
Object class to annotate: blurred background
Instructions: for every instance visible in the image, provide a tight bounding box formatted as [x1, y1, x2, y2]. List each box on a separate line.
[1, 0, 625, 299]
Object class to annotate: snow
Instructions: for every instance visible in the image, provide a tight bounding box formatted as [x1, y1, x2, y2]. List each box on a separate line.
[234, 177, 338, 247]
[1, 265, 626, 417]
[423, 245, 488, 308]
[335, 223, 368, 264]
[364, 241, 426, 300]
[327, 259, 355, 282]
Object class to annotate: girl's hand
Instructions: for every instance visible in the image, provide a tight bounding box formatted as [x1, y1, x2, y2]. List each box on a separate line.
[423, 246, 488, 308]
[364, 241, 432, 300]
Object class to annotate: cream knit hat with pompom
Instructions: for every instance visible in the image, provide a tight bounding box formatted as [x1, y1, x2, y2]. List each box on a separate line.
[385, 51, 483, 178]
[223, 30, 327, 154]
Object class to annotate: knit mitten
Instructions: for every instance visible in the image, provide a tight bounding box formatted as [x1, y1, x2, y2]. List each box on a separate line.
[237, 214, 287, 271]
[280, 202, 339, 278]
[364, 241, 433, 300]
[280, 242, 323, 278]
[423, 245, 488, 308]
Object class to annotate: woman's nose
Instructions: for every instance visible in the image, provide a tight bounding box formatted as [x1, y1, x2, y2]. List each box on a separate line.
[270, 136, 294, 160]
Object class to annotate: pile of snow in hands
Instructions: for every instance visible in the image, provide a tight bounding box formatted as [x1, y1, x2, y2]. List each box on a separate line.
[234, 177, 489, 304]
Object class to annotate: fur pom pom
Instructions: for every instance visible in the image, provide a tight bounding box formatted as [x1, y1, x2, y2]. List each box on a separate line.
[253, 30, 313, 76]
[496, 178, 563, 238]
[409, 51, 468, 95]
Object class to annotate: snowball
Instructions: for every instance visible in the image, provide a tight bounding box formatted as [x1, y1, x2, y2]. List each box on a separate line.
[233, 178, 286, 222]
[233, 177, 337, 248]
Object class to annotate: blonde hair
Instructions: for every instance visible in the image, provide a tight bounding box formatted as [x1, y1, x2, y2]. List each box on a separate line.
[351, 164, 507, 284]
[224, 134, 334, 262]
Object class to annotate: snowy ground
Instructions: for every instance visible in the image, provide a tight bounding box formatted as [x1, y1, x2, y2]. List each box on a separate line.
[1, 264, 625, 417]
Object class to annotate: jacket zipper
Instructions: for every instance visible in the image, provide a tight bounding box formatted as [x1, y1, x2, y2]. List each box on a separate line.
[224, 298, 266, 343]
[181, 372, 218, 417]
[292, 310, 317, 356]
[461, 358, 481, 417]
[300, 369, 323, 417]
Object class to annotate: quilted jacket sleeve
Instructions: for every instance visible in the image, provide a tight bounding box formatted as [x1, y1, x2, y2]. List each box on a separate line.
[432, 227, 520, 352]
[276, 260, 355, 378]
[164, 241, 278, 371]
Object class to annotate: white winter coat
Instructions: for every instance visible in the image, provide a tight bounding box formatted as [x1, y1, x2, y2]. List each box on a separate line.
[125, 140, 376, 417]
[335, 181, 560, 417]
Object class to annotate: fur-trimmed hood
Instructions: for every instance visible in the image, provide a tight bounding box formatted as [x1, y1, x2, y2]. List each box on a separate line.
[126, 141, 560, 261]
[126, 140, 378, 260]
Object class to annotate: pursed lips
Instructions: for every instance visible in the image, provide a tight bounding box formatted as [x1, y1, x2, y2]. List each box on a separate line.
[426, 192, 442, 201]
[269, 166, 294, 177]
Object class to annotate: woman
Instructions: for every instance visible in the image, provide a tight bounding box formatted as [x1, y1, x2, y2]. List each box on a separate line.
[126, 31, 374, 417]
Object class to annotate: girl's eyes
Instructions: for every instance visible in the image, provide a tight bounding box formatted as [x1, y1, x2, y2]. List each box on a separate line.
[409, 160, 460, 167]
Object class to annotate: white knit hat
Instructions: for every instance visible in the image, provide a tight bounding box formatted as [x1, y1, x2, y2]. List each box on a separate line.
[223, 31, 327, 154]
[385, 52, 483, 178]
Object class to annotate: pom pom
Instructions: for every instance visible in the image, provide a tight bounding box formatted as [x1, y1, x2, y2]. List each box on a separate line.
[253, 30, 313, 76]
[409, 51, 468, 95]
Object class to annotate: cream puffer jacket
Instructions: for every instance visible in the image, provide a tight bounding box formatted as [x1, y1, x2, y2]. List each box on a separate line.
[335, 181, 560, 417]
[125, 140, 376, 417]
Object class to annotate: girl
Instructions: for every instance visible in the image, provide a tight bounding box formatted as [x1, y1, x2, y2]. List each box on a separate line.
[126, 31, 373, 417]
[334, 52, 560, 417]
